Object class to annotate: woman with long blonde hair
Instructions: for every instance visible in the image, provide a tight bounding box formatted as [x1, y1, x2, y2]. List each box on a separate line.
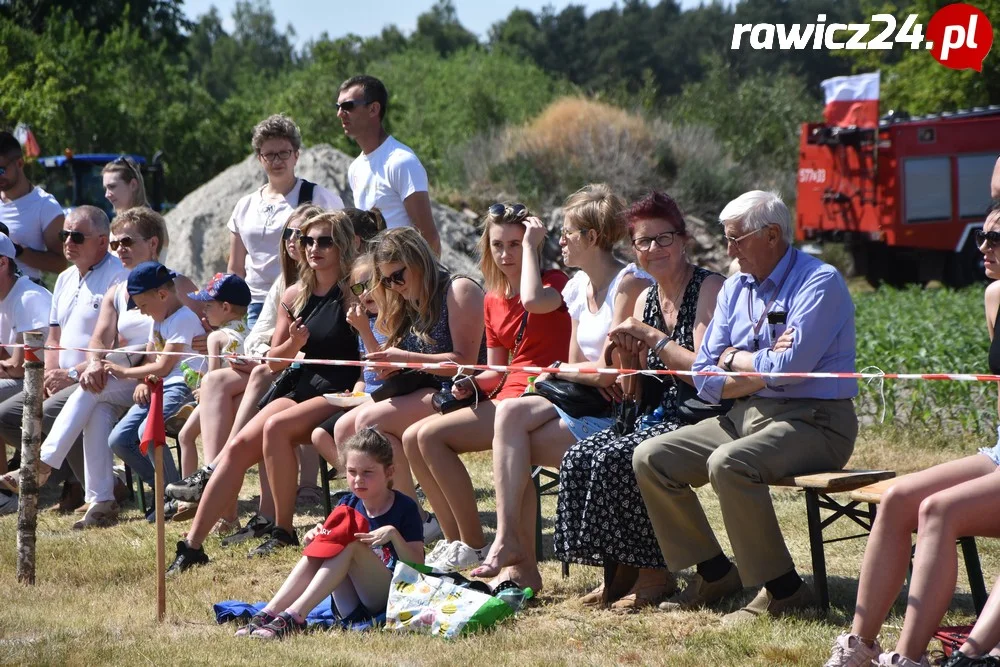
[403, 204, 572, 575]
[329, 227, 486, 543]
[169, 211, 362, 572]
[101, 157, 149, 214]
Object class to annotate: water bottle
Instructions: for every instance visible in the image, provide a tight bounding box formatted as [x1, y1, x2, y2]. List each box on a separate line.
[526, 375, 538, 393]
[640, 406, 665, 431]
[496, 586, 534, 612]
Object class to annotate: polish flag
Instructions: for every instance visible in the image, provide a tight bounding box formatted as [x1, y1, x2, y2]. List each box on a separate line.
[13, 123, 40, 158]
[820, 72, 880, 129]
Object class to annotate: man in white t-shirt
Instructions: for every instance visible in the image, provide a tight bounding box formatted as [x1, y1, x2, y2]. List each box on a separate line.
[0, 131, 69, 282]
[338, 75, 441, 254]
[0, 207, 126, 514]
[227, 114, 345, 328]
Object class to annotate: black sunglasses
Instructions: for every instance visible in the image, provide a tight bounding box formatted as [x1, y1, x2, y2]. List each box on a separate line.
[59, 230, 93, 244]
[113, 156, 140, 178]
[299, 235, 335, 249]
[488, 203, 528, 220]
[976, 229, 1000, 249]
[381, 266, 407, 288]
[336, 98, 370, 112]
[350, 281, 370, 296]
[109, 236, 143, 251]
[282, 227, 300, 242]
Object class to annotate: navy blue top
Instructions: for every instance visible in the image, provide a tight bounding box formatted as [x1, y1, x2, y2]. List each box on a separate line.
[337, 490, 423, 571]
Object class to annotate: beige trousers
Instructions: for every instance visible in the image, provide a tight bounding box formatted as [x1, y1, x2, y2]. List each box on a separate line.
[632, 396, 857, 586]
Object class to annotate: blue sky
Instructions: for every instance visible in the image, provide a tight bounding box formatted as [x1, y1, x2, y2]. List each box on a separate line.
[182, 0, 709, 44]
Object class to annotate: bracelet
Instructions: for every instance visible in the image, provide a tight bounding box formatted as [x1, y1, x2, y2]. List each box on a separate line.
[652, 336, 671, 355]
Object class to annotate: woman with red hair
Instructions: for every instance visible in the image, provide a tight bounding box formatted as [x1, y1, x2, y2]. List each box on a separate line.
[553, 191, 723, 611]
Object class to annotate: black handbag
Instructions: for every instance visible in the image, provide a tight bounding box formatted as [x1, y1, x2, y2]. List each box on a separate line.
[675, 378, 732, 424]
[534, 378, 612, 419]
[370, 369, 441, 402]
[256, 364, 303, 409]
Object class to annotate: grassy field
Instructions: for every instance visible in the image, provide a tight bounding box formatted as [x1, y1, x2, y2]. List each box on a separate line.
[0, 427, 993, 666]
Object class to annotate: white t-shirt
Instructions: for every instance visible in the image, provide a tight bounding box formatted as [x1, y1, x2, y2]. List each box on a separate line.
[50, 253, 127, 369]
[348, 136, 428, 230]
[244, 275, 284, 359]
[227, 179, 344, 303]
[148, 305, 205, 386]
[562, 263, 651, 362]
[0, 186, 64, 281]
[184, 317, 250, 377]
[0, 275, 52, 355]
[114, 282, 152, 348]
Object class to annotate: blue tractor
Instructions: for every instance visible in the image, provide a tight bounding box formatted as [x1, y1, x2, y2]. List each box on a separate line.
[37, 150, 166, 217]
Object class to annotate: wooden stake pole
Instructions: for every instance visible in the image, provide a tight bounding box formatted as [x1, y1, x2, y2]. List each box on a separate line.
[154, 444, 166, 621]
[16, 331, 45, 585]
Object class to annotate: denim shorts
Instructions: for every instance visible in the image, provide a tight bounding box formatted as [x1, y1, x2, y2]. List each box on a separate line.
[553, 405, 614, 442]
[978, 444, 1000, 466]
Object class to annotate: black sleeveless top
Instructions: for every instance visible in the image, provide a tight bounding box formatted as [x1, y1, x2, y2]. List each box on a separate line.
[990, 301, 1000, 374]
[291, 285, 360, 398]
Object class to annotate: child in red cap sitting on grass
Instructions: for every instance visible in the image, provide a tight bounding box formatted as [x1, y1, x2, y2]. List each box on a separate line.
[239, 427, 424, 640]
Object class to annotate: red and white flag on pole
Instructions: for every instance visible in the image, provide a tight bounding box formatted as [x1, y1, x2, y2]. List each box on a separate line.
[820, 72, 880, 129]
[140, 378, 165, 456]
[13, 123, 40, 159]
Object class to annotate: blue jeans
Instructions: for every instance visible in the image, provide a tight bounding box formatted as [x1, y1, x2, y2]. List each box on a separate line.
[246, 301, 264, 330]
[109, 382, 193, 487]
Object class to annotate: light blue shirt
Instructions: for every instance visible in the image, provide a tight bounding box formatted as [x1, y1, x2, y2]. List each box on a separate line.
[693, 246, 857, 403]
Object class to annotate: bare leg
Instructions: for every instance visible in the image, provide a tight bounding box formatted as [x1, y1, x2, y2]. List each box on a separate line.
[414, 402, 497, 549]
[185, 398, 295, 549]
[178, 406, 201, 477]
[229, 364, 274, 519]
[298, 444, 320, 489]
[197, 367, 250, 467]
[287, 542, 392, 618]
[311, 428, 339, 468]
[263, 555, 323, 612]
[262, 397, 339, 534]
[850, 455, 995, 643]
[894, 467, 1000, 660]
[474, 397, 573, 577]
[960, 574, 1000, 657]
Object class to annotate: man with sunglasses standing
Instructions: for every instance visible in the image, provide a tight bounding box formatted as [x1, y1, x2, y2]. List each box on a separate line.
[0, 206, 126, 516]
[227, 114, 344, 329]
[0, 132, 68, 283]
[632, 190, 858, 623]
[337, 75, 441, 255]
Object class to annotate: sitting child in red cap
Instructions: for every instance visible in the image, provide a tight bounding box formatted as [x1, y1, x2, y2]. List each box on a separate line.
[239, 427, 424, 640]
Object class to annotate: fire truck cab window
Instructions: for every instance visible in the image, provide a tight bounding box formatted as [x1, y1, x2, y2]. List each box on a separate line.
[958, 154, 1000, 219]
[904, 157, 951, 223]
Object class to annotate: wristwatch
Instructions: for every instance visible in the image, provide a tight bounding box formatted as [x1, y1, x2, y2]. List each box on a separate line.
[67, 368, 79, 381]
[722, 349, 738, 372]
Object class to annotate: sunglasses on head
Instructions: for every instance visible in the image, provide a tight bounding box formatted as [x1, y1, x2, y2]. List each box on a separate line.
[282, 227, 300, 242]
[299, 235, 335, 249]
[976, 229, 1000, 248]
[350, 281, 370, 297]
[336, 98, 370, 113]
[59, 230, 93, 244]
[488, 203, 528, 220]
[109, 236, 142, 251]
[113, 156, 140, 178]
[381, 266, 407, 288]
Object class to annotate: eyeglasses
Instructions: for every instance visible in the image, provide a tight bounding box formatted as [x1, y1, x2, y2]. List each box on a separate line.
[723, 226, 766, 248]
[109, 236, 143, 251]
[59, 230, 94, 244]
[336, 98, 370, 113]
[976, 229, 1000, 249]
[381, 266, 407, 288]
[282, 227, 301, 242]
[560, 228, 583, 240]
[350, 281, 370, 296]
[259, 149, 294, 164]
[632, 231, 679, 251]
[488, 203, 528, 220]
[299, 235, 335, 249]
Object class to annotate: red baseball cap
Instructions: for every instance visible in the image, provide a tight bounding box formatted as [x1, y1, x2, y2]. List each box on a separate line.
[302, 505, 370, 559]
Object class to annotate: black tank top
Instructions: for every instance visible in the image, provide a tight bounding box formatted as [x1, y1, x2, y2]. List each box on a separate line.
[991, 301, 1000, 374]
[297, 285, 360, 389]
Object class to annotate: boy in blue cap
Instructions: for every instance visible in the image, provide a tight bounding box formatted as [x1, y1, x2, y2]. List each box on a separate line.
[101, 261, 204, 496]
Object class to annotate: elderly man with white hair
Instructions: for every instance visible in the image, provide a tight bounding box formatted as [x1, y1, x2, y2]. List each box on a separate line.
[632, 190, 858, 624]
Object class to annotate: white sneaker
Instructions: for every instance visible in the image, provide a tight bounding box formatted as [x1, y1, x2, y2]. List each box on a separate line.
[423, 514, 443, 544]
[424, 539, 451, 568]
[434, 540, 491, 573]
[875, 652, 930, 667]
[0, 491, 16, 515]
[825, 633, 881, 667]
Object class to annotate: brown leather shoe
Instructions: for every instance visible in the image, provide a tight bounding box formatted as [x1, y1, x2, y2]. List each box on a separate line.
[721, 581, 816, 625]
[611, 572, 678, 612]
[658, 566, 743, 612]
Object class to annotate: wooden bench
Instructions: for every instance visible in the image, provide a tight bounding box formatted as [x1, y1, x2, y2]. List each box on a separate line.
[848, 475, 988, 615]
[773, 469, 895, 611]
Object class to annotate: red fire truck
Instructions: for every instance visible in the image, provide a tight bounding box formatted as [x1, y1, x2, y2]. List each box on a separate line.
[796, 106, 1000, 287]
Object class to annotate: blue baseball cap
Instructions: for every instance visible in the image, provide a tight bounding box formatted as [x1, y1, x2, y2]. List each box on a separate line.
[127, 261, 177, 308]
[187, 273, 251, 307]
